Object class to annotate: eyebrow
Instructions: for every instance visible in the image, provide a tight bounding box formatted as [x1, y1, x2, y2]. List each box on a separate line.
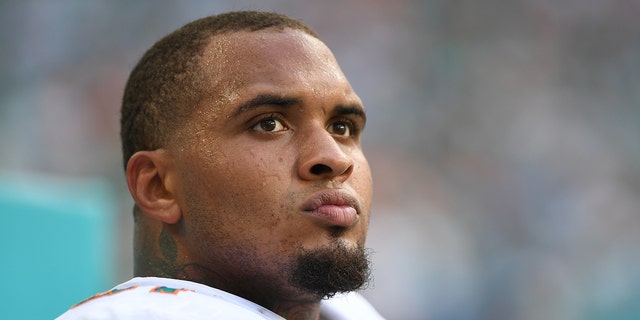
[231, 94, 301, 118]
[333, 104, 367, 124]
[231, 93, 366, 124]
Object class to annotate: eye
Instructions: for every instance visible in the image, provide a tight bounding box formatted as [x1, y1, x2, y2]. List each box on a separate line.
[327, 120, 352, 136]
[252, 116, 287, 133]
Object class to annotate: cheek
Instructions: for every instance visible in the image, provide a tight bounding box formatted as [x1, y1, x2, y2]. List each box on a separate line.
[190, 137, 282, 188]
[353, 155, 373, 237]
[225, 148, 290, 196]
[183, 144, 293, 222]
[353, 154, 373, 204]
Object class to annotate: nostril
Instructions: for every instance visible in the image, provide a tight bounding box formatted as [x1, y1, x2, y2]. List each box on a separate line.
[310, 164, 332, 175]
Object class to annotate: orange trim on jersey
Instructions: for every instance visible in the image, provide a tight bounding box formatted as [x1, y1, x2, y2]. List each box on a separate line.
[71, 286, 138, 309]
[149, 286, 195, 295]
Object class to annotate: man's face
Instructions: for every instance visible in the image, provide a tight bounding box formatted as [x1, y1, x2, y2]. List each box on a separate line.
[165, 29, 372, 299]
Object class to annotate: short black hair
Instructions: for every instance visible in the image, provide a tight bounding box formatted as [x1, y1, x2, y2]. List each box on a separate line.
[120, 11, 320, 168]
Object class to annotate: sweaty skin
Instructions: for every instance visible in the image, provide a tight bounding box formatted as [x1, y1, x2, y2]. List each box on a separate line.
[129, 28, 372, 320]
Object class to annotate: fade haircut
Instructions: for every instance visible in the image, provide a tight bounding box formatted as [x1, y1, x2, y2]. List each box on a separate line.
[120, 11, 320, 168]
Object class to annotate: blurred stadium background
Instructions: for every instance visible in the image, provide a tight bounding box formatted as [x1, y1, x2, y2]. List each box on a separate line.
[1, 1, 639, 319]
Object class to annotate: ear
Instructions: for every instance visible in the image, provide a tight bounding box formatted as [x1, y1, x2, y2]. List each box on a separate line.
[126, 150, 181, 224]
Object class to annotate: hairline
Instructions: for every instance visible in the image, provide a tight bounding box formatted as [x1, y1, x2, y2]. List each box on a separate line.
[163, 26, 322, 144]
[121, 14, 321, 169]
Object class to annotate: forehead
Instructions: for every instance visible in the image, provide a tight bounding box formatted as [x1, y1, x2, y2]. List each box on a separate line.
[203, 28, 336, 76]
[198, 28, 357, 110]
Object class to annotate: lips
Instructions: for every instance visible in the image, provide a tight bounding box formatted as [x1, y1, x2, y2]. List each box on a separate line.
[301, 189, 361, 227]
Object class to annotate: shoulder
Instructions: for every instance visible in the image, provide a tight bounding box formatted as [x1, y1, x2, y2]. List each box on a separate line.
[56, 277, 283, 320]
[320, 292, 386, 320]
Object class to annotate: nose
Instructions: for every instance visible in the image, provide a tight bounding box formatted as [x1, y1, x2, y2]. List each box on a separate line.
[298, 129, 354, 182]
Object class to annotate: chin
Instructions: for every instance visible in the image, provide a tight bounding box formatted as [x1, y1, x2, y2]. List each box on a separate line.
[290, 240, 371, 298]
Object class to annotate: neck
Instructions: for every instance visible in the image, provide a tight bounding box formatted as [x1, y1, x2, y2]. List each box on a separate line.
[134, 221, 325, 320]
[231, 286, 323, 320]
[271, 300, 322, 320]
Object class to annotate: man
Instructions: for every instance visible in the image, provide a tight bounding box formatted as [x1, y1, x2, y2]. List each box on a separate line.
[58, 10, 383, 320]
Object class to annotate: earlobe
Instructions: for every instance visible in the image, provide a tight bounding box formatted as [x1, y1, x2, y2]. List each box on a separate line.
[126, 150, 181, 224]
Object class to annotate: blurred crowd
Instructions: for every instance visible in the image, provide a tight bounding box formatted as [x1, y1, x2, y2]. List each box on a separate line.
[1, 1, 639, 319]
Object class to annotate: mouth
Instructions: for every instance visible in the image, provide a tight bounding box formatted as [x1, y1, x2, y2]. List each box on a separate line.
[301, 189, 361, 227]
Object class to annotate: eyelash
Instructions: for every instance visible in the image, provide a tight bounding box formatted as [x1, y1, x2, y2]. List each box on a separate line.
[251, 113, 288, 133]
[249, 114, 361, 137]
[328, 118, 360, 137]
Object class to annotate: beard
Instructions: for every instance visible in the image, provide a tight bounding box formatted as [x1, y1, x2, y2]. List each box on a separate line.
[290, 241, 371, 299]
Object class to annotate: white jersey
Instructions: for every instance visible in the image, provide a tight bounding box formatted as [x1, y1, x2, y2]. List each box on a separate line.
[57, 277, 384, 319]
